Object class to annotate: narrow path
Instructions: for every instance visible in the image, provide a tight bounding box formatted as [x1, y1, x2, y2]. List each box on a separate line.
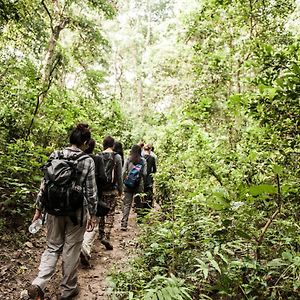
[0, 208, 139, 300]
[77, 210, 138, 299]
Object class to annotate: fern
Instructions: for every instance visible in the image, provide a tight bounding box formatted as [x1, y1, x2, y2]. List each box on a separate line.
[142, 274, 192, 300]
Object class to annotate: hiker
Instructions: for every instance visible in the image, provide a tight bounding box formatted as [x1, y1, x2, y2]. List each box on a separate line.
[121, 144, 147, 231]
[113, 141, 124, 213]
[98, 136, 123, 250]
[150, 144, 158, 165]
[27, 123, 98, 300]
[113, 140, 124, 166]
[138, 141, 145, 149]
[141, 143, 157, 211]
[139, 141, 145, 157]
[80, 138, 102, 266]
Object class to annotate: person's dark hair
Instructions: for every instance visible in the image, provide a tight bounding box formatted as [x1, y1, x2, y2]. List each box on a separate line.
[129, 144, 142, 164]
[84, 138, 96, 154]
[143, 143, 151, 151]
[138, 141, 144, 149]
[113, 141, 124, 165]
[69, 123, 91, 147]
[103, 136, 115, 150]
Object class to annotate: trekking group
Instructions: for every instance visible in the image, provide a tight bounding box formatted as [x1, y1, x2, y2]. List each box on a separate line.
[25, 123, 157, 300]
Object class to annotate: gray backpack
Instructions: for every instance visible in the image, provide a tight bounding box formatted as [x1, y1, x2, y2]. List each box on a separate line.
[41, 151, 89, 225]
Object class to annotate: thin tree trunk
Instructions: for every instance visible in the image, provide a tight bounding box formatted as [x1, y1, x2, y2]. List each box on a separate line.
[26, 1, 68, 138]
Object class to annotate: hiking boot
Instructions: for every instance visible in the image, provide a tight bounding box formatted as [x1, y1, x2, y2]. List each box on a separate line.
[80, 251, 90, 267]
[27, 284, 44, 300]
[99, 231, 105, 241]
[57, 286, 80, 300]
[101, 238, 113, 250]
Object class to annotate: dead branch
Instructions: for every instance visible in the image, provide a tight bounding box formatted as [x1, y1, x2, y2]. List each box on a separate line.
[256, 174, 282, 260]
[206, 165, 223, 186]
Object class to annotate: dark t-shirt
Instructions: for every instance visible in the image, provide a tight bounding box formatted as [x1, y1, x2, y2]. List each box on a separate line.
[144, 154, 156, 187]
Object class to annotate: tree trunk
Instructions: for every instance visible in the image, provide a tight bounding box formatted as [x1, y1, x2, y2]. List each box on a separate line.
[26, 6, 68, 138]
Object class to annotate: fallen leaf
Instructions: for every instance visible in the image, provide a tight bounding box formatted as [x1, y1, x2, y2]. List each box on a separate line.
[24, 242, 33, 249]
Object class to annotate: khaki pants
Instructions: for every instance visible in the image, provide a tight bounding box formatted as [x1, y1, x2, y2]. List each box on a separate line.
[32, 210, 87, 298]
[81, 223, 98, 259]
[99, 190, 118, 240]
[121, 192, 141, 228]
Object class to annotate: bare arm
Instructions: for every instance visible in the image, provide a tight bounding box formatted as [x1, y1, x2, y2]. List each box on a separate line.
[122, 158, 129, 180]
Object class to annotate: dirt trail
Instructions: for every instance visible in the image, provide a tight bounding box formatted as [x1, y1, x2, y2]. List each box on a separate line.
[0, 209, 139, 300]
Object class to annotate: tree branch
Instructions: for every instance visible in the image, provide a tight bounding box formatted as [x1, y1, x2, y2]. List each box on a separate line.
[41, 0, 54, 32]
[257, 208, 280, 246]
[25, 55, 61, 139]
[256, 174, 282, 260]
[206, 165, 223, 186]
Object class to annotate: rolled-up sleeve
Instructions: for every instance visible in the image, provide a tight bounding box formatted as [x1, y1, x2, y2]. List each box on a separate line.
[35, 179, 46, 211]
[85, 159, 98, 216]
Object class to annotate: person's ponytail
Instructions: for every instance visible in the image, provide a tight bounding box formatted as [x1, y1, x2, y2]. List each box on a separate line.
[69, 123, 91, 147]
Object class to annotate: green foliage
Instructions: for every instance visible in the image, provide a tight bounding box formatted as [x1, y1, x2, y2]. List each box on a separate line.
[142, 274, 192, 300]
[2, 0, 300, 298]
[0, 139, 50, 226]
[108, 0, 300, 299]
[0, 0, 131, 232]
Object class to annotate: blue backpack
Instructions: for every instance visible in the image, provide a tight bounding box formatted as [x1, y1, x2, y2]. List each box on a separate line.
[124, 161, 143, 189]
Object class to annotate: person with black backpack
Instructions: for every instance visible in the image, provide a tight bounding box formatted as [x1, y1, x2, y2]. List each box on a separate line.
[26, 124, 98, 300]
[141, 143, 157, 212]
[98, 136, 123, 250]
[113, 140, 124, 166]
[80, 139, 109, 266]
[121, 144, 147, 231]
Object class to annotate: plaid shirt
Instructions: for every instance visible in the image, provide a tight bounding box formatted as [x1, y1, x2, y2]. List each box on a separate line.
[36, 146, 98, 216]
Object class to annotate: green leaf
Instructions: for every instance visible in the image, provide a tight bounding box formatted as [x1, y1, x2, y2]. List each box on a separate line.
[210, 259, 221, 274]
[161, 289, 171, 300]
[267, 258, 287, 268]
[292, 63, 300, 75]
[249, 184, 277, 196]
[236, 229, 252, 240]
[165, 286, 176, 299]
[195, 258, 209, 279]
[265, 87, 277, 100]
[272, 164, 283, 175]
[282, 251, 293, 262]
[156, 290, 165, 300]
[217, 252, 228, 264]
[181, 289, 192, 300]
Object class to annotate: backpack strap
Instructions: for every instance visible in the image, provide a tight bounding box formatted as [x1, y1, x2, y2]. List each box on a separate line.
[70, 152, 89, 162]
[136, 159, 144, 167]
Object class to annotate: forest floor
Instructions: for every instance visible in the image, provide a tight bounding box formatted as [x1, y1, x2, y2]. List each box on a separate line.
[0, 207, 139, 300]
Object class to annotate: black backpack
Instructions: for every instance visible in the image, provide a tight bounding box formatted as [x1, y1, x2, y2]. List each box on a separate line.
[41, 151, 89, 224]
[97, 152, 116, 191]
[92, 154, 106, 194]
[91, 154, 110, 217]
